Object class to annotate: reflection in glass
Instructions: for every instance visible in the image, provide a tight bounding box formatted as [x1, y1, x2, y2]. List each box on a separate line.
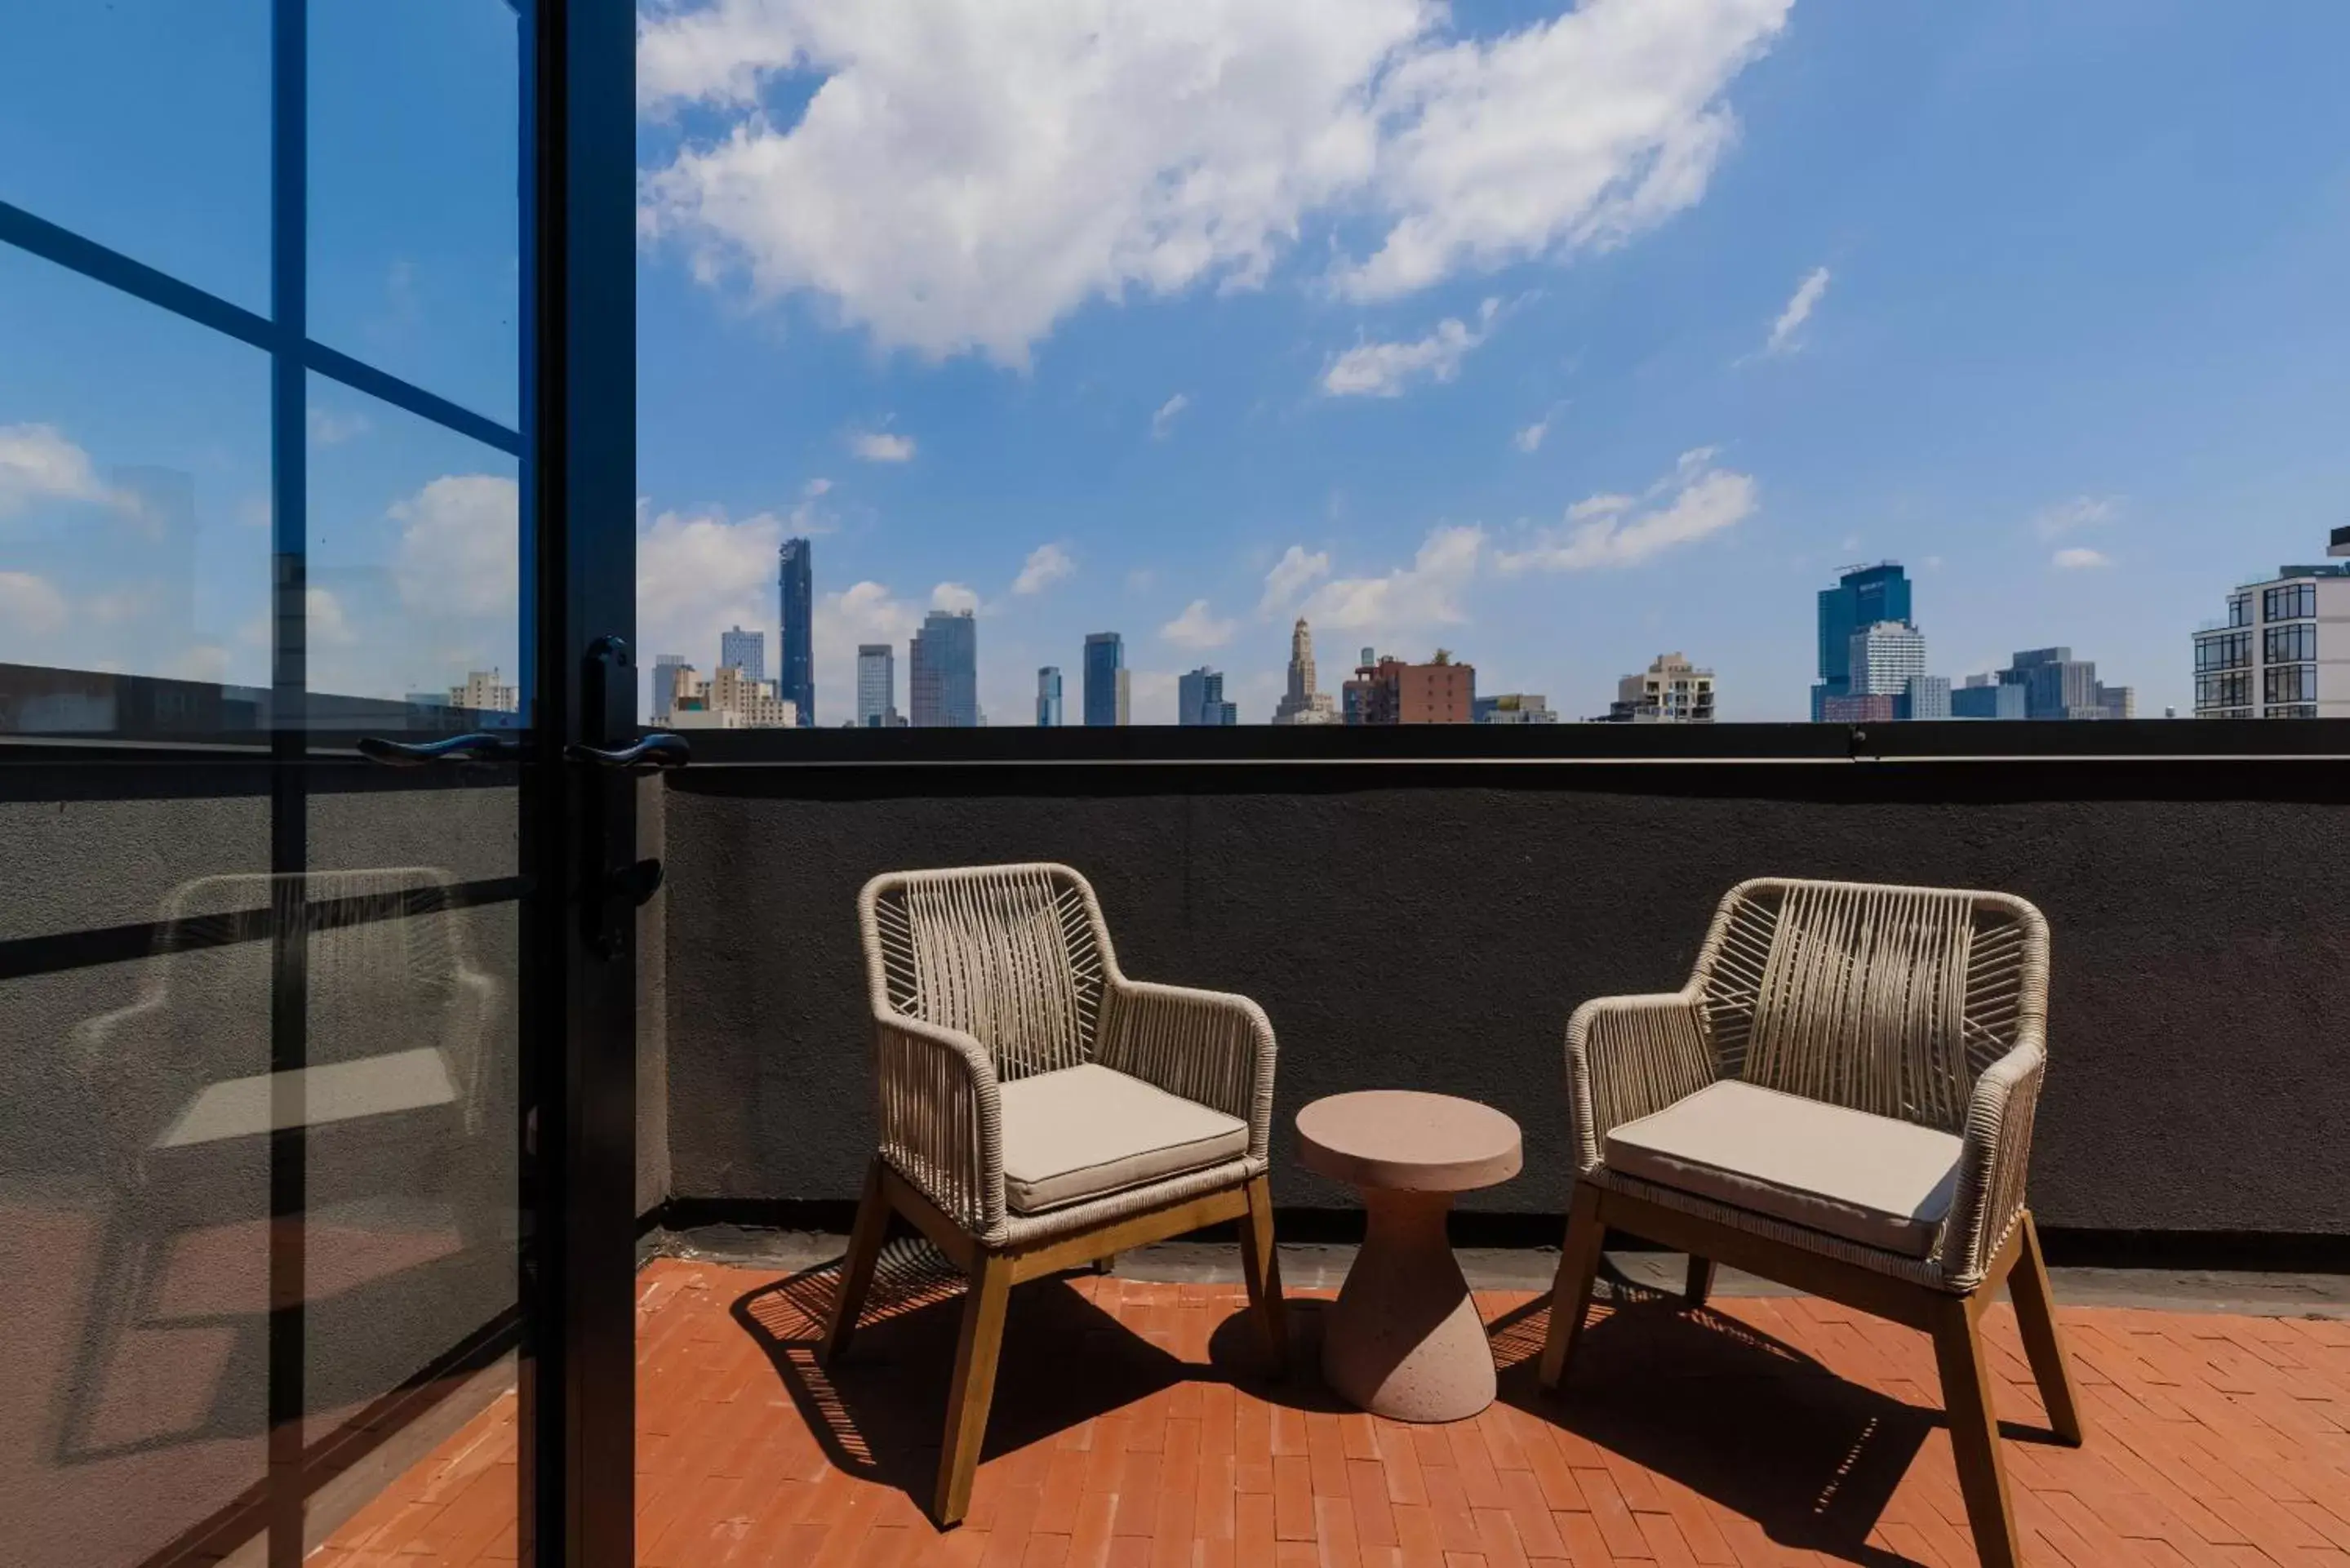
[308, 0, 522, 427]
[0, 2, 270, 310]
[306, 374, 524, 734]
[0, 247, 272, 736]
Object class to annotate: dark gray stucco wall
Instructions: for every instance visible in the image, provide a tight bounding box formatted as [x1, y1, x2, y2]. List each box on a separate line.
[657, 768, 2350, 1239]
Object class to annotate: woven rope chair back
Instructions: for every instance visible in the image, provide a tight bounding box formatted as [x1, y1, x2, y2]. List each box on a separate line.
[868, 864, 1108, 1083]
[1700, 878, 2043, 1133]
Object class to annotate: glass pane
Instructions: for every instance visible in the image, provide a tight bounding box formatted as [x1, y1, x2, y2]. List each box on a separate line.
[0, 766, 271, 1564]
[0, 2, 271, 312]
[304, 373, 523, 736]
[308, 0, 521, 427]
[298, 778, 520, 1556]
[0, 245, 273, 736]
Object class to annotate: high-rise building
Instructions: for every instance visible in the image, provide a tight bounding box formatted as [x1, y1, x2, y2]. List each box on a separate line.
[719, 625, 766, 684]
[1849, 622, 1928, 704]
[1813, 562, 1913, 720]
[1271, 618, 1339, 724]
[2190, 535, 2350, 718]
[1601, 652, 1715, 722]
[855, 643, 898, 728]
[450, 669, 518, 713]
[1474, 694, 1557, 723]
[1905, 674, 1952, 721]
[1344, 650, 1474, 724]
[778, 536, 813, 726]
[1956, 647, 2131, 720]
[652, 654, 690, 723]
[1178, 667, 1237, 726]
[1952, 675, 2028, 721]
[662, 663, 796, 728]
[1036, 666, 1064, 727]
[1082, 633, 1129, 726]
[909, 609, 979, 727]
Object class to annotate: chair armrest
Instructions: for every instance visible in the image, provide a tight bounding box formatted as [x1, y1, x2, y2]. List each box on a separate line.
[1565, 990, 1717, 1179]
[1095, 979, 1276, 1163]
[873, 1011, 1005, 1238]
[1933, 1030, 2046, 1289]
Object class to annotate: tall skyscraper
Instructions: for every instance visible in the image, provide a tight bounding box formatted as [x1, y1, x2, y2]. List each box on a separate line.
[719, 625, 765, 683]
[1178, 666, 1237, 726]
[1036, 666, 1064, 727]
[856, 643, 897, 727]
[1082, 633, 1129, 726]
[2192, 529, 2350, 718]
[652, 653, 689, 722]
[1272, 617, 1339, 724]
[1812, 562, 1913, 720]
[909, 609, 979, 727]
[778, 536, 813, 726]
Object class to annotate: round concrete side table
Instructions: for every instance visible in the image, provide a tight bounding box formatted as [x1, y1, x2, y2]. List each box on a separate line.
[1295, 1090, 1523, 1422]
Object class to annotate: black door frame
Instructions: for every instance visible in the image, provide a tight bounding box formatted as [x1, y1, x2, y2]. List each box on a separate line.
[521, 1, 639, 1563]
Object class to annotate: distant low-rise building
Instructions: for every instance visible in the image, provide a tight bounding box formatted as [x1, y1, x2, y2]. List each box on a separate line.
[450, 669, 518, 714]
[1820, 692, 1899, 724]
[1951, 676, 2026, 721]
[2192, 526, 2350, 718]
[1904, 674, 1952, 721]
[1474, 693, 1557, 724]
[664, 662, 797, 728]
[1598, 652, 1715, 722]
[1344, 649, 1474, 724]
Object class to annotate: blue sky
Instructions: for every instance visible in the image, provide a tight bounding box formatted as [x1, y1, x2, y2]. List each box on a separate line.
[5, 2, 2349, 725]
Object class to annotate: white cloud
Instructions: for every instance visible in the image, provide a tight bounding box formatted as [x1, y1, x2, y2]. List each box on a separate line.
[2051, 547, 2112, 571]
[1513, 416, 1551, 454]
[803, 476, 833, 496]
[238, 588, 358, 651]
[0, 571, 69, 638]
[848, 429, 916, 463]
[1321, 299, 1497, 398]
[1499, 448, 1756, 571]
[931, 581, 980, 613]
[1299, 524, 1485, 632]
[2032, 495, 2118, 539]
[306, 406, 371, 446]
[639, 0, 1788, 362]
[1011, 543, 1075, 596]
[0, 423, 135, 518]
[1161, 598, 1237, 650]
[1259, 544, 1331, 616]
[393, 475, 522, 618]
[1150, 393, 1190, 441]
[1761, 264, 1829, 355]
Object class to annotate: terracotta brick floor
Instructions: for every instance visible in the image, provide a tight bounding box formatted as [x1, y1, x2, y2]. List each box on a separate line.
[318, 1246, 2350, 1566]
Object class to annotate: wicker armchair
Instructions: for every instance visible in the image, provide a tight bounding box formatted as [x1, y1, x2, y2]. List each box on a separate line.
[824, 864, 1285, 1526]
[1537, 878, 2081, 1568]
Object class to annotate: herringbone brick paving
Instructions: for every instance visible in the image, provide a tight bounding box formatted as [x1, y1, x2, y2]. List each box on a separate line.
[317, 1251, 2350, 1566]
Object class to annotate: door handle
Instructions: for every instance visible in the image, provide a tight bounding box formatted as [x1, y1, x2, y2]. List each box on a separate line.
[357, 731, 522, 766]
[563, 732, 691, 770]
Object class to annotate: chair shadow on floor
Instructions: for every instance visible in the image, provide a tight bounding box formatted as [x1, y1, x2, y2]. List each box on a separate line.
[735, 1237, 1295, 1511]
[1489, 1264, 2066, 1568]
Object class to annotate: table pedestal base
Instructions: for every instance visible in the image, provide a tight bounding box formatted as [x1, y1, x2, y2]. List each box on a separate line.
[1322, 1188, 1494, 1423]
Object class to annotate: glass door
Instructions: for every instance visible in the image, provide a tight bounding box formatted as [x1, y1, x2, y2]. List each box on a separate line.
[0, 3, 637, 1564]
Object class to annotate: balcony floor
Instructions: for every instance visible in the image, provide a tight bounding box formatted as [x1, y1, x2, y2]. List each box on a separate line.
[321, 1250, 2350, 1566]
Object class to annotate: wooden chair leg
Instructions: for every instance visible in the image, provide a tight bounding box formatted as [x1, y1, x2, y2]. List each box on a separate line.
[1537, 1182, 1606, 1393]
[935, 1253, 1014, 1528]
[1238, 1174, 1289, 1378]
[820, 1157, 891, 1366]
[1683, 1254, 1715, 1310]
[1930, 1295, 2025, 1568]
[2006, 1210, 2084, 1445]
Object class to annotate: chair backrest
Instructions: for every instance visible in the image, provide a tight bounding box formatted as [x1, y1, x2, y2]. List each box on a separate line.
[143, 868, 490, 1086]
[860, 864, 1112, 1083]
[1697, 877, 2046, 1134]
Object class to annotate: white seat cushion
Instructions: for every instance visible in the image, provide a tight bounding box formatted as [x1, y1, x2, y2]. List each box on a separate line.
[1603, 1079, 1964, 1259]
[997, 1064, 1249, 1215]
